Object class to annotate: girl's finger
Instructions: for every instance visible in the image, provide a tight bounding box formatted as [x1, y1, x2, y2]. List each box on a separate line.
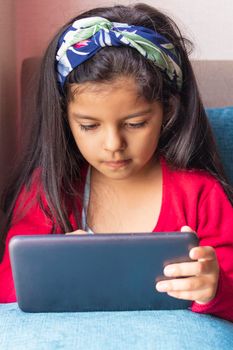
[189, 246, 217, 261]
[65, 229, 87, 235]
[166, 289, 212, 302]
[156, 276, 208, 292]
[164, 260, 216, 277]
[167, 290, 194, 301]
[180, 225, 196, 233]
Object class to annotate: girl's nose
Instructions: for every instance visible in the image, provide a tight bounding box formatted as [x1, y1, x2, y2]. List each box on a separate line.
[103, 128, 126, 152]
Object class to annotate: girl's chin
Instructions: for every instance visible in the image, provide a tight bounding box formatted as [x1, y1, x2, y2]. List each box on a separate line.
[92, 164, 133, 180]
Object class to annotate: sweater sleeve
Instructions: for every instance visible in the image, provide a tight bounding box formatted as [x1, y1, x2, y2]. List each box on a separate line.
[7, 179, 54, 240]
[0, 175, 55, 302]
[191, 181, 233, 322]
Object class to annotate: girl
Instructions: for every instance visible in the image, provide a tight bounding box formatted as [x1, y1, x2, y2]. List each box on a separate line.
[0, 4, 233, 321]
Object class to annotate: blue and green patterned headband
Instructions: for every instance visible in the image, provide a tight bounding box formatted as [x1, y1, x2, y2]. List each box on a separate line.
[56, 16, 183, 90]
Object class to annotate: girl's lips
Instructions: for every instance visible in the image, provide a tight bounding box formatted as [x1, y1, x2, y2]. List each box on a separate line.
[103, 159, 131, 168]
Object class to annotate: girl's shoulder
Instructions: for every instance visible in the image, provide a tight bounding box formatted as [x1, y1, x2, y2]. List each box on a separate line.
[161, 158, 225, 199]
[15, 167, 44, 206]
[6, 168, 53, 242]
[11, 166, 55, 230]
[161, 159, 233, 225]
[14, 161, 89, 209]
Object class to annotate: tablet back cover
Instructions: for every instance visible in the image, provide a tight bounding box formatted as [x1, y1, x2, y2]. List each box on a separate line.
[9, 233, 198, 312]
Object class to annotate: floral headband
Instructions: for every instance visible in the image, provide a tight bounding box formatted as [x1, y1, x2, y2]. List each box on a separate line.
[56, 16, 183, 90]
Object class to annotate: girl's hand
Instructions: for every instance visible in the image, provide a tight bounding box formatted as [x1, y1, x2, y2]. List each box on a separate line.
[65, 229, 87, 235]
[156, 226, 220, 304]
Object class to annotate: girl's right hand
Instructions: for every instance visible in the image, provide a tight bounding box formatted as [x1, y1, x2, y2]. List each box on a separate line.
[156, 226, 219, 304]
[65, 229, 87, 235]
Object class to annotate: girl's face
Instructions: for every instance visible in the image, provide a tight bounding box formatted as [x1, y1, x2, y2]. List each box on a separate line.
[67, 77, 163, 181]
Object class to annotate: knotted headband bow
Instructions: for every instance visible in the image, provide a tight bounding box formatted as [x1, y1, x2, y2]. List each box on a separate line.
[56, 16, 182, 90]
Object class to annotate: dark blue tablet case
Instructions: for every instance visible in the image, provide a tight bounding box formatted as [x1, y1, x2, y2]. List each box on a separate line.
[9, 232, 198, 313]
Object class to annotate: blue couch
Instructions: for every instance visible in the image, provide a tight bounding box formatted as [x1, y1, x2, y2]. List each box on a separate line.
[0, 302, 232, 350]
[207, 106, 233, 185]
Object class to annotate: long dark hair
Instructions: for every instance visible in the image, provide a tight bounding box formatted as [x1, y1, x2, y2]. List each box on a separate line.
[1, 3, 232, 260]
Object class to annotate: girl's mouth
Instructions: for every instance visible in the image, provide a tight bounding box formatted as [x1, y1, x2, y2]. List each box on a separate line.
[103, 159, 131, 168]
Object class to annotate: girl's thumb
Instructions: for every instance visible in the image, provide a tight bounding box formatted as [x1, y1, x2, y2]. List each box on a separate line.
[181, 225, 195, 233]
[65, 229, 87, 235]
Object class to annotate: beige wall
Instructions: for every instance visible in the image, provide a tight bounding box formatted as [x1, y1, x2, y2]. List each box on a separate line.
[0, 0, 17, 192]
[15, 0, 233, 62]
[82, 0, 233, 59]
[144, 0, 233, 59]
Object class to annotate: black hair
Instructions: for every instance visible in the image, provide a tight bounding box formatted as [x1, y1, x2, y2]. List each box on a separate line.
[0, 3, 232, 260]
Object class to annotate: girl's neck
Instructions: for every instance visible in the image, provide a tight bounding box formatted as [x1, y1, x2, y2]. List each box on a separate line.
[87, 156, 163, 233]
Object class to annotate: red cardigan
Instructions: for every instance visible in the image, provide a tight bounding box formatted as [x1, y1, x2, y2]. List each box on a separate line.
[1, 160, 233, 321]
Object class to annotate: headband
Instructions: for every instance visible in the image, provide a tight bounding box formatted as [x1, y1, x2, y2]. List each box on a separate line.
[56, 16, 182, 90]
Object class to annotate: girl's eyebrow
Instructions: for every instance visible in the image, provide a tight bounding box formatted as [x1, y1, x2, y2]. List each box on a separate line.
[72, 108, 152, 121]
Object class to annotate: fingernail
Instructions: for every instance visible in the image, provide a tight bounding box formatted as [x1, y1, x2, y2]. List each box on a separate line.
[190, 248, 197, 259]
[156, 282, 168, 292]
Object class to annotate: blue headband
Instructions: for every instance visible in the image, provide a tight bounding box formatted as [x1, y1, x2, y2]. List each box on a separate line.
[56, 16, 182, 90]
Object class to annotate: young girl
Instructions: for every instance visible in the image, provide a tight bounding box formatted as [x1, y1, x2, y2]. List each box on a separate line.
[0, 4, 233, 321]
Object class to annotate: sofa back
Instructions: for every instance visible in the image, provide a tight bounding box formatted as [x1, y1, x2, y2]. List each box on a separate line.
[21, 58, 233, 110]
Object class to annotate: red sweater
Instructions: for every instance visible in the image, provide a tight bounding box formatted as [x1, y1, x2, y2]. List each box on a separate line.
[1, 160, 233, 321]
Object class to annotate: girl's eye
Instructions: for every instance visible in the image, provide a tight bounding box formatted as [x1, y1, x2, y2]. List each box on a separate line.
[79, 124, 98, 131]
[126, 121, 148, 129]
[79, 121, 148, 131]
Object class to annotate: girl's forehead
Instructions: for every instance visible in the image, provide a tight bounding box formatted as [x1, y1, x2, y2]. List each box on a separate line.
[67, 81, 163, 120]
[68, 76, 141, 100]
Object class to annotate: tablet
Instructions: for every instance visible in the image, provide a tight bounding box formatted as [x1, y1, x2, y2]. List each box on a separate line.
[9, 232, 198, 313]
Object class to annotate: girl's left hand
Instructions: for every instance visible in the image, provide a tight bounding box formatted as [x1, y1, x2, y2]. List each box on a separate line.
[155, 226, 220, 304]
[65, 229, 87, 235]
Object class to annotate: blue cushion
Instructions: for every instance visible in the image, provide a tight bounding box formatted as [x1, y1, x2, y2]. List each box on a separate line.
[206, 106, 233, 185]
[0, 303, 233, 350]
